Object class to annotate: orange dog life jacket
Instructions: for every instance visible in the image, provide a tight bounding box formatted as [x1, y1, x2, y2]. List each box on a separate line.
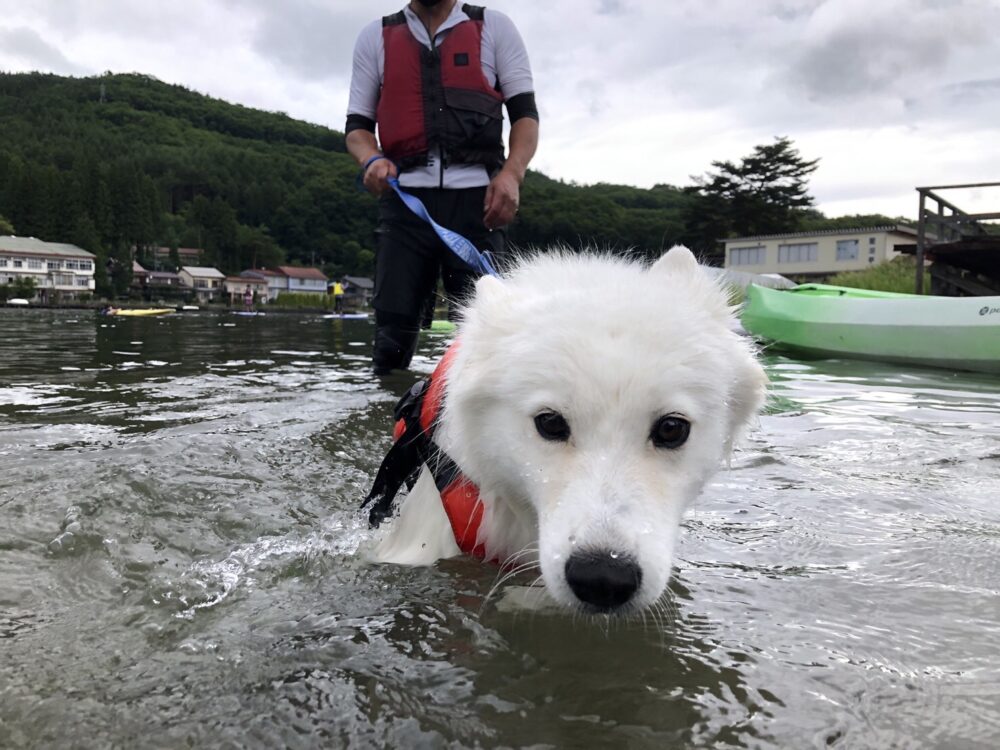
[364, 342, 487, 560]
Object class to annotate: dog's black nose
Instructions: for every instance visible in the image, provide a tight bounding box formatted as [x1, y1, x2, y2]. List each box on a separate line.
[564, 551, 642, 612]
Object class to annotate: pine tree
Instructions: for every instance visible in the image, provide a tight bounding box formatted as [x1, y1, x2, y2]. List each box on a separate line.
[681, 137, 819, 260]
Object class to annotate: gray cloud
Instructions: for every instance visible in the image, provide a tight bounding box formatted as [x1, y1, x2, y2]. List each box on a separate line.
[0, 1, 199, 40]
[597, 0, 627, 16]
[786, 25, 949, 101]
[779, 0, 1000, 104]
[905, 77, 1000, 121]
[0, 25, 87, 74]
[222, 0, 372, 82]
[939, 77, 1000, 101]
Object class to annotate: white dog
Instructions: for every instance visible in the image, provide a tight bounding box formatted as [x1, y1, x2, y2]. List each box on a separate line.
[364, 246, 766, 615]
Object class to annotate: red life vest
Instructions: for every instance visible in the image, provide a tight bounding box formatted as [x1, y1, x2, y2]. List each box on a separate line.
[376, 5, 505, 172]
[365, 341, 487, 560]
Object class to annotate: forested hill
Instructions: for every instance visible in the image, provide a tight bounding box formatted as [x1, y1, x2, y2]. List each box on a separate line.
[0, 71, 696, 293]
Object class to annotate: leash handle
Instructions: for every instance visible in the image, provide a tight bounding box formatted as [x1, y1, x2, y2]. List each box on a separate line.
[388, 177, 500, 278]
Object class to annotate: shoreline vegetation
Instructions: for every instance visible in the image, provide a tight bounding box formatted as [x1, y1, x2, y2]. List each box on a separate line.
[826, 256, 931, 295]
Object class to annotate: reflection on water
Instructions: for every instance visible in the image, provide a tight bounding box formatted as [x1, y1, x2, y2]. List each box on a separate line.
[1, 309, 998, 748]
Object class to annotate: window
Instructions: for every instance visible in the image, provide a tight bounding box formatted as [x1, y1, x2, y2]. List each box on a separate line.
[13, 259, 23, 268]
[730, 246, 765, 266]
[778, 243, 818, 263]
[27, 258, 43, 269]
[836, 239, 859, 261]
[0, 258, 7, 268]
[869, 237, 877, 246]
[76, 278, 90, 286]
[195, 279, 207, 288]
[54, 274, 74, 286]
[79, 261, 92, 271]
[48, 261, 62, 270]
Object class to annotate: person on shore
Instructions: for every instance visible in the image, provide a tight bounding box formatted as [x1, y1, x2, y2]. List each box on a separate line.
[243, 285, 254, 312]
[346, 0, 539, 374]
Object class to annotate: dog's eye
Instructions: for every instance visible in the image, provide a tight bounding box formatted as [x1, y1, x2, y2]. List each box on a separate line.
[534, 411, 571, 442]
[651, 416, 690, 449]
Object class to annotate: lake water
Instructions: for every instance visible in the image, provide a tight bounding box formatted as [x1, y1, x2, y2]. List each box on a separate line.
[1, 308, 998, 749]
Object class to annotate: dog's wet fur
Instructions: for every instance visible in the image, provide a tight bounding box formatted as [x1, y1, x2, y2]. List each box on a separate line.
[371, 246, 767, 615]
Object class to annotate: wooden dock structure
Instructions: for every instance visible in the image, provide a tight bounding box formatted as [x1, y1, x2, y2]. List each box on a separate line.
[913, 182, 1000, 296]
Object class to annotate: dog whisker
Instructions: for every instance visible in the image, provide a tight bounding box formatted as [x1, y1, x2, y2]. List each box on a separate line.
[480, 552, 542, 616]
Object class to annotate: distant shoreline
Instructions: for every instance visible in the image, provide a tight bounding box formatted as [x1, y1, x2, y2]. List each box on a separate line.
[2, 303, 364, 315]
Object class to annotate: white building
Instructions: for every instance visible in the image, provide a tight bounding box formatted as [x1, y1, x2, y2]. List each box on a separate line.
[722, 225, 921, 278]
[273, 265, 329, 295]
[240, 269, 286, 302]
[178, 266, 226, 303]
[0, 236, 96, 302]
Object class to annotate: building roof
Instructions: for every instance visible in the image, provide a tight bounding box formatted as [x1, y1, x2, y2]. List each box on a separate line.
[133, 261, 148, 274]
[273, 265, 328, 281]
[723, 224, 919, 244]
[241, 268, 285, 279]
[181, 265, 226, 278]
[147, 271, 181, 280]
[343, 275, 375, 289]
[226, 276, 267, 285]
[0, 236, 95, 259]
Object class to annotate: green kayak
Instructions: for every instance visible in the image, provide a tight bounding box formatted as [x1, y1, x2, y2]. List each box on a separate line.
[428, 319, 457, 334]
[742, 284, 1000, 373]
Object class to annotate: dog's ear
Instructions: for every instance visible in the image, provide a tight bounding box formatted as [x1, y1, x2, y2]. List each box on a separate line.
[650, 245, 699, 277]
[652, 245, 733, 321]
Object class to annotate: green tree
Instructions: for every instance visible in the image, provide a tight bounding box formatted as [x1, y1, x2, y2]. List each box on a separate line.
[187, 195, 239, 271]
[11, 276, 37, 299]
[0, 213, 14, 234]
[108, 244, 133, 297]
[237, 224, 283, 270]
[681, 137, 819, 260]
[77, 155, 114, 245]
[9, 163, 55, 238]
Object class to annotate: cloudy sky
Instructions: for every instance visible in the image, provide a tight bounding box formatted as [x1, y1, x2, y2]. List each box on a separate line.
[1, 0, 999, 220]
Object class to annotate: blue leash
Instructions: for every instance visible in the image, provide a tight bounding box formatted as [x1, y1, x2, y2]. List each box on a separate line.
[359, 155, 499, 277]
[387, 178, 500, 278]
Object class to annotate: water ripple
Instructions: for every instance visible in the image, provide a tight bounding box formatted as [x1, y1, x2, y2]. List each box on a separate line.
[1, 312, 999, 748]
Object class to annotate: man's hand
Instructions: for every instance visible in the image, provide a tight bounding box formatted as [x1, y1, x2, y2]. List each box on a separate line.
[363, 157, 398, 197]
[347, 131, 398, 197]
[483, 167, 520, 230]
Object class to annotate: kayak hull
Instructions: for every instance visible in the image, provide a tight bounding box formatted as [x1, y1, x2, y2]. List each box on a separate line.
[742, 284, 1000, 373]
[108, 308, 174, 317]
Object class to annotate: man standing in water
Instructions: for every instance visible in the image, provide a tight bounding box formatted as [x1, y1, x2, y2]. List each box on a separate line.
[346, 0, 539, 374]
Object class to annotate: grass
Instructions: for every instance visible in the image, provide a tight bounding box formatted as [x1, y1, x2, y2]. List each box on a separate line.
[826, 256, 930, 294]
